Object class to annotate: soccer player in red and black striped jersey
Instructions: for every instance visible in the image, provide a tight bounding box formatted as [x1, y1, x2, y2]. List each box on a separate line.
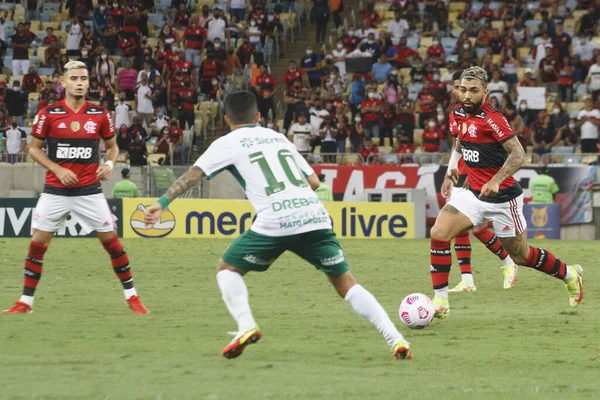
[3, 61, 148, 315]
[430, 67, 583, 318]
[445, 70, 517, 293]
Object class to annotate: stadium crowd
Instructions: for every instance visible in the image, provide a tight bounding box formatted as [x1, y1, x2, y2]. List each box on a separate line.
[0, 0, 599, 167]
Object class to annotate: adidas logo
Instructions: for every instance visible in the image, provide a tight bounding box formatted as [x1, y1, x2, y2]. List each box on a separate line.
[503, 225, 511, 231]
[103, 221, 111, 227]
[58, 122, 66, 128]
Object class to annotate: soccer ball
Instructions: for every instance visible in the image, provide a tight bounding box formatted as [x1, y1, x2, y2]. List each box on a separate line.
[398, 293, 434, 329]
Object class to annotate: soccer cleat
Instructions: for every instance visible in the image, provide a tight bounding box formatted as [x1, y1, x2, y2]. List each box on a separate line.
[448, 281, 476, 292]
[222, 327, 262, 359]
[432, 297, 449, 319]
[3, 301, 33, 314]
[126, 296, 149, 314]
[392, 340, 413, 360]
[502, 263, 518, 289]
[564, 265, 583, 308]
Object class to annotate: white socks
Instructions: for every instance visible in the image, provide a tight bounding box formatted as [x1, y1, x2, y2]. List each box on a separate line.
[19, 295, 34, 306]
[344, 284, 406, 349]
[216, 270, 257, 334]
[124, 288, 138, 300]
[462, 273, 474, 286]
[502, 255, 515, 267]
[434, 287, 448, 299]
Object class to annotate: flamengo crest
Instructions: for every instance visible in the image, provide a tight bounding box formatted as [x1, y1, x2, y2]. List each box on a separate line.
[84, 121, 97, 134]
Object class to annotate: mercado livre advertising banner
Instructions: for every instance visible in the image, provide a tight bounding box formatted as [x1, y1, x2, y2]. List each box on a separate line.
[123, 198, 415, 239]
[311, 164, 596, 225]
[0, 198, 123, 238]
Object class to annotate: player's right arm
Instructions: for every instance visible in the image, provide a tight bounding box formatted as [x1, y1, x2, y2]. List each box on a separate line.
[145, 137, 234, 226]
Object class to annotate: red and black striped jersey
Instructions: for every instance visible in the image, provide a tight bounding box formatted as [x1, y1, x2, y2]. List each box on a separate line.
[455, 100, 522, 203]
[32, 100, 115, 196]
[183, 26, 207, 49]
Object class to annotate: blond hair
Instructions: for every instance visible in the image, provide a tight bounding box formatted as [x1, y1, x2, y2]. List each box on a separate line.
[460, 66, 488, 88]
[63, 60, 88, 73]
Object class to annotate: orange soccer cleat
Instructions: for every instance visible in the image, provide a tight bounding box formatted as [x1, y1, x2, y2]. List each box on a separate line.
[3, 301, 33, 314]
[222, 327, 262, 359]
[127, 296, 149, 314]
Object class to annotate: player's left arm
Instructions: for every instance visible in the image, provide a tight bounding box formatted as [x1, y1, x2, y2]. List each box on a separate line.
[144, 166, 205, 226]
[480, 136, 525, 198]
[97, 111, 118, 181]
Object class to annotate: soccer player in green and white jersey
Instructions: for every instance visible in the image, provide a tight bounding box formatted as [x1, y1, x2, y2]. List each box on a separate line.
[144, 91, 412, 360]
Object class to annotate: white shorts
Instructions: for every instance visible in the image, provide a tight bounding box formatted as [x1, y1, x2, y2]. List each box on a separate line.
[447, 188, 527, 238]
[32, 193, 115, 234]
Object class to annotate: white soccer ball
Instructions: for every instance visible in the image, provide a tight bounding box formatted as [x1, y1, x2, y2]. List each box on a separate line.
[399, 293, 434, 329]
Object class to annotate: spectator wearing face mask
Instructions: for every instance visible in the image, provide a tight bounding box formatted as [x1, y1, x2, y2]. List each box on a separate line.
[350, 115, 364, 152]
[301, 46, 321, 88]
[420, 118, 442, 163]
[560, 119, 580, 148]
[361, 87, 382, 141]
[116, 124, 132, 160]
[93, 2, 110, 37]
[332, 40, 348, 80]
[574, 34, 597, 66]
[426, 38, 444, 64]
[150, 107, 170, 137]
[360, 32, 382, 63]
[2, 117, 26, 163]
[517, 100, 533, 126]
[550, 102, 568, 131]
[254, 64, 277, 121]
[224, 47, 242, 77]
[206, 8, 227, 43]
[5, 81, 27, 127]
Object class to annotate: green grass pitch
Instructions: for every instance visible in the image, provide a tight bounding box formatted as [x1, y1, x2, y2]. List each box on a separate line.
[0, 238, 598, 400]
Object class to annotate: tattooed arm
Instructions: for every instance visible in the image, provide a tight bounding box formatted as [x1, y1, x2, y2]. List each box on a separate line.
[479, 136, 525, 198]
[493, 136, 525, 184]
[162, 166, 204, 202]
[144, 166, 205, 226]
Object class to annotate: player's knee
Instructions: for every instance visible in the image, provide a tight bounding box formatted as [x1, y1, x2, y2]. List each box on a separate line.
[430, 224, 453, 241]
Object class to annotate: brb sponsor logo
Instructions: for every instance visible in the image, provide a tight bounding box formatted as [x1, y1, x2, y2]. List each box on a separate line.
[56, 146, 93, 159]
[462, 149, 479, 163]
[130, 204, 176, 238]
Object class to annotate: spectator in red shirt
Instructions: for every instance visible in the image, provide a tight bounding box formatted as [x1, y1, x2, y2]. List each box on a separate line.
[183, 16, 207, 68]
[39, 80, 57, 101]
[254, 64, 277, 122]
[519, 68, 537, 87]
[359, 3, 382, 27]
[168, 120, 186, 165]
[426, 38, 445, 63]
[478, 2, 495, 20]
[22, 66, 43, 94]
[395, 134, 415, 164]
[391, 36, 418, 68]
[283, 60, 304, 90]
[118, 34, 137, 66]
[421, 118, 443, 163]
[43, 27, 59, 46]
[236, 36, 255, 68]
[342, 25, 361, 52]
[361, 86, 382, 141]
[417, 79, 436, 128]
[359, 137, 379, 164]
[174, 3, 191, 29]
